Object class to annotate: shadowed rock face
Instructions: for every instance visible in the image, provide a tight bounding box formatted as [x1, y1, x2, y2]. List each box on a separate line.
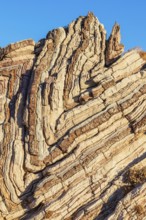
[0, 12, 146, 220]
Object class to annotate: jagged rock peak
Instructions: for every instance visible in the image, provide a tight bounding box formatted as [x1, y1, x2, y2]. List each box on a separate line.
[105, 22, 124, 66]
[0, 12, 146, 220]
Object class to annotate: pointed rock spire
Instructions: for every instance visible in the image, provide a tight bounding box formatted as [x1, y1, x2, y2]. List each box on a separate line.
[105, 23, 124, 66]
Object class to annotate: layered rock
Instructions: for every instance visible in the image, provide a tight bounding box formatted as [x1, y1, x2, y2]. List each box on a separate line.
[0, 12, 146, 219]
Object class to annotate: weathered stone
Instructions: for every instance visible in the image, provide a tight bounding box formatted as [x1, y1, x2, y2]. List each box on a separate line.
[0, 12, 146, 220]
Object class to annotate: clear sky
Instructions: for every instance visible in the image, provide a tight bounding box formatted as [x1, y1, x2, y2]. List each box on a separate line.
[0, 0, 146, 52]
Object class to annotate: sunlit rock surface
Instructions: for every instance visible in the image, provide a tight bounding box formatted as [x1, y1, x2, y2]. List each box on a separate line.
[0, 12, 146, 219]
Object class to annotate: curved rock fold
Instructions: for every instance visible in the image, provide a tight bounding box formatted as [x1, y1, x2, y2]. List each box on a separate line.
[0, 12, 146, 219]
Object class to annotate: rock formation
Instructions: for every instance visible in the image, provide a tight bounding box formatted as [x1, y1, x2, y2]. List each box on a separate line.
[0, 12, 146, 219]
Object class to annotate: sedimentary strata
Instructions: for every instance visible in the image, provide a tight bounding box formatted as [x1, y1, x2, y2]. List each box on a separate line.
[0, 12, 146, 219]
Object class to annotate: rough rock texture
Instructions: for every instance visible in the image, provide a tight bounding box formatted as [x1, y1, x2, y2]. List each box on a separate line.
[0, 12, 146, 219]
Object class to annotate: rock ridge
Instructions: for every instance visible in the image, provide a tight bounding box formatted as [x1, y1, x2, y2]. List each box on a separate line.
[0, 12, 146, 219]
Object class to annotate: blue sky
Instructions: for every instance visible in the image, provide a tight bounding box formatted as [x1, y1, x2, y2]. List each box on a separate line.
[0, 1, 146, 51]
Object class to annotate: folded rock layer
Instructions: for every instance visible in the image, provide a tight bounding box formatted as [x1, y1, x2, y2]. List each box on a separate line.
[0, 12, 146, 220]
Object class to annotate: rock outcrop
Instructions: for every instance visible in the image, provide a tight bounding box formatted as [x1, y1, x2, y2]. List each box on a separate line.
[0, 12, 146, 219]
